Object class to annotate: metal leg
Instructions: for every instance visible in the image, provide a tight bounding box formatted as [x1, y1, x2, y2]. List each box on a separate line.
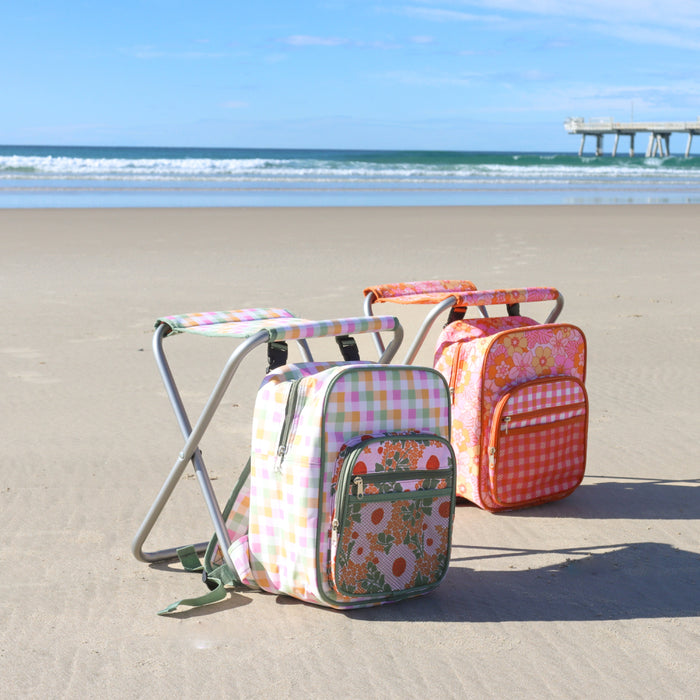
[131, 328, 271, 570]
[363, 293, 386, 357]
[545, 294, 565, 324]
[296, 338, 313, 362]
[401, 297, 457, 364]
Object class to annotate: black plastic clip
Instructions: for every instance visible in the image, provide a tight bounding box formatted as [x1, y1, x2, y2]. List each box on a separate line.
[506, 303, 521, 317]
[336, 335, 360, 361]
[266, 341, 289, 373]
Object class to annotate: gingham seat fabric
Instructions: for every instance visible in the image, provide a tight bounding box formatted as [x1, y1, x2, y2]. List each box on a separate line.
[156, 308, 398, 340]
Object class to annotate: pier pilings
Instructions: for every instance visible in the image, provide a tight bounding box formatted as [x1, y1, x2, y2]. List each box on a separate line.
[565, 118, 700, 157]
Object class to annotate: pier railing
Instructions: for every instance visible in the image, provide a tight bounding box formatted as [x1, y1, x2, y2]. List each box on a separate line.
[564, 117, 700, 157]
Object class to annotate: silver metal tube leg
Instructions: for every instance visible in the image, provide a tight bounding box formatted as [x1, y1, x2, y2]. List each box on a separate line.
[401, 298, 457, 365]
[132, 328, 271, 572]
[363, 294, 386, 357]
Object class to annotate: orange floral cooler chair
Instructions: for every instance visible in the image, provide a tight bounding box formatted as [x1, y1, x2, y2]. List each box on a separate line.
[362, 281, 588, 511]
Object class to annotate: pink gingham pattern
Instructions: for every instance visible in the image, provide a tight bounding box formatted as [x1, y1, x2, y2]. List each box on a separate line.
[495, 377, 587, 431]
[156, 307, 294, 333]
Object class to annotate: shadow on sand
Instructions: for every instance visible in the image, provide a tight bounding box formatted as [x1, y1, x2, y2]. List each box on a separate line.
[151, 474, 699, 621]
[348, 540, 700, 623]
[492, 475, 700, 521]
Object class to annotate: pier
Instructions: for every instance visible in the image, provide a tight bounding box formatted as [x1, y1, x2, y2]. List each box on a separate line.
[564, 117, 700, 157]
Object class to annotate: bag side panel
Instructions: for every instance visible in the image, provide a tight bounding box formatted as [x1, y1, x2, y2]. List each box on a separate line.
[434, 316, 539, 507]
[248, 361, 362, 603]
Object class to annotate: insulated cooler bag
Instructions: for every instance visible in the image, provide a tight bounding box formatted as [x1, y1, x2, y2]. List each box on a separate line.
[361, 281, 589, 512]
[435, 315, 588, 511]
[202, 361, 456, 609]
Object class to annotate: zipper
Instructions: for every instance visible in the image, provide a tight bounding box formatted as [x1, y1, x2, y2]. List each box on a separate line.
[335, 467, 453, 523]
[448, 342, 465, 404]
[490, 412, 586, 476]
[500, 400, 587, 433]
[274, 378, 303, 472]
[489, 377, 588, 471]
[346, 484, 452, 504]
[491, 377, 587, 439]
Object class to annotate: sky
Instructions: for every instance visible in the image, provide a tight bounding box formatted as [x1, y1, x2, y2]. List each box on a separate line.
[3, 1, 700, 151]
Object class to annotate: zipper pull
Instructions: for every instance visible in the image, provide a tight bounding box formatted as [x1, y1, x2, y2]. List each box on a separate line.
[353, 476, 364, 498]
[503, 415, 511, 435]
[274, 445, 286, 473]
[488, 446, 496, 469]
[331, 518, 339, 546]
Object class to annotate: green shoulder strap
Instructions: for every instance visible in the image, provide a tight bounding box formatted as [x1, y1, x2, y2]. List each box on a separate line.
[157, 562, 237, 615]
[157, 460, 251, 616]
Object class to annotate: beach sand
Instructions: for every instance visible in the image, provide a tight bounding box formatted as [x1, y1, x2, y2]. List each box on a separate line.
[2, 204, 698, 697]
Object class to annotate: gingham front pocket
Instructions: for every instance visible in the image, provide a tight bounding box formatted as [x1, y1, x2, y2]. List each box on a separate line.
[488, 377, 588, 507]
[329, 433, 455, 600]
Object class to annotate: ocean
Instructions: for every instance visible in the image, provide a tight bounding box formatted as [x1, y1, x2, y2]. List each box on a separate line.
[2, 144, 700, 208]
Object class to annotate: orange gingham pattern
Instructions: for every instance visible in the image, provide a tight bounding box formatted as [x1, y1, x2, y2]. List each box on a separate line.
[490, 413, 587, 507]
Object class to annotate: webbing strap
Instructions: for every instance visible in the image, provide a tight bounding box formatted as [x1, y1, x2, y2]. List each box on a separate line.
[335, 335, 360, 361]
[158, 461, 252, 615]
[176, 544, 204, 572]
[445, 306, 466, 326]
[266, 341, 288, 373]
[157, 563, 236, 615]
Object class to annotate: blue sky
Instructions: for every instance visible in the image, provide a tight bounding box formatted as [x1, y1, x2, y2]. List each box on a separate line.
[3, 1, 700, 151]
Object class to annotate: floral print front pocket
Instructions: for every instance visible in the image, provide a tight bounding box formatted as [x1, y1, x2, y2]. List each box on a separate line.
[330, 433, 455, 600]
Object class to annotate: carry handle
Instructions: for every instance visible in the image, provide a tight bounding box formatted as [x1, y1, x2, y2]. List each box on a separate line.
[447, 287, 563, 324]
[363, 279, 477, 305]
[364, 283, 563, 364]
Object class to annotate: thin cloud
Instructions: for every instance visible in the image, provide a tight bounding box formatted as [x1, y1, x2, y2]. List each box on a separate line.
[593, 23, 700, 51]
[279, 35, 401, 49]
[405, 0, 700, 31]
[121, 45, 229, 59]
[281, 35, 349, 47]
[398, 7, 506, 22]
[380, 69, 478, 86]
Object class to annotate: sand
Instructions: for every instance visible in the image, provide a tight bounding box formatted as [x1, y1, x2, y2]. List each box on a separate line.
[2, 204, 699, 698]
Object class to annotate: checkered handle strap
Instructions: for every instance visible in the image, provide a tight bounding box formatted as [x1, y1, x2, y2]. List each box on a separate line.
[265, 316, 398, 341]
[363, 280, 477, 305]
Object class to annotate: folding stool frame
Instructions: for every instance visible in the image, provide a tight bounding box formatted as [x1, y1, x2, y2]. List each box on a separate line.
[363, 281, 564, 365]
[132, 308, 404, 573]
